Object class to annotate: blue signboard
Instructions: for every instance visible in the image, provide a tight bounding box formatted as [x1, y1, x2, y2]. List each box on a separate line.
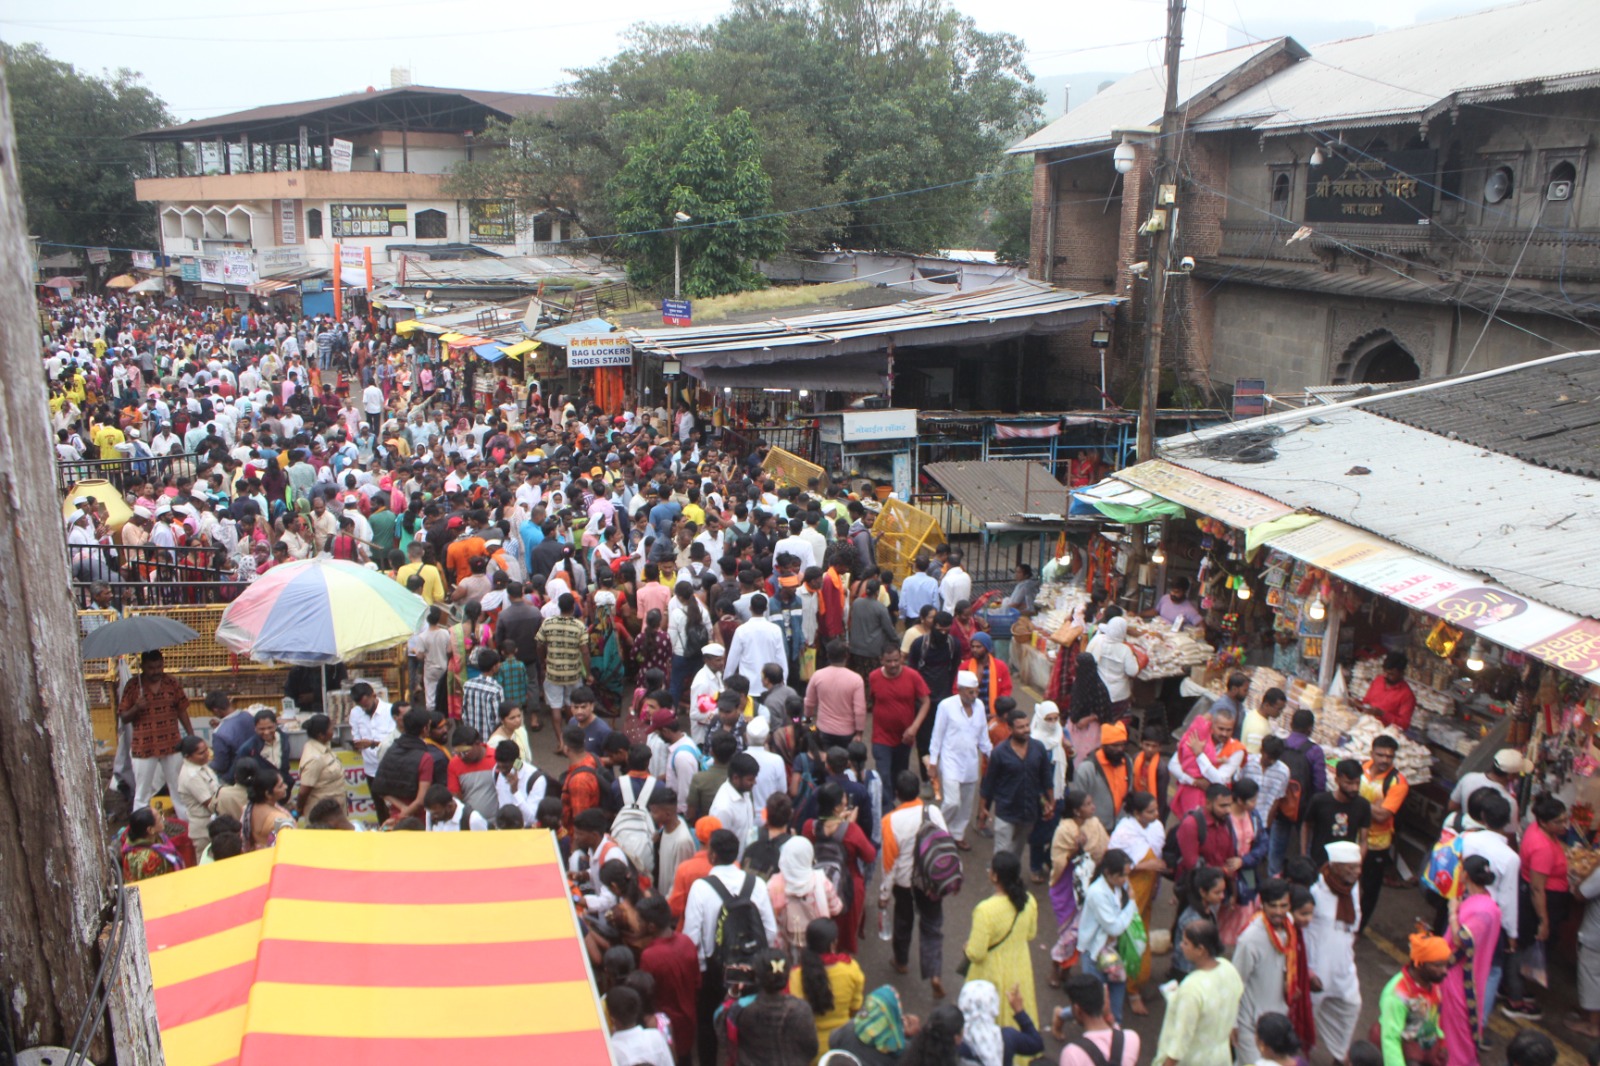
[663, 299, 692, 326]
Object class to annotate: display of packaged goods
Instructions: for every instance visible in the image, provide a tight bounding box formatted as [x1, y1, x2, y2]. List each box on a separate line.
[1125, 620, 1215, 680]
[1267, 697, 1434, 784]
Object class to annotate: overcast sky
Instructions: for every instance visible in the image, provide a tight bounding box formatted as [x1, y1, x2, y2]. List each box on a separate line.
[2, 0, 1505, 119]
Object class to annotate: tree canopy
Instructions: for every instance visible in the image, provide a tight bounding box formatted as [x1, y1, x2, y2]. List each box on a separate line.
[449, 0, 1041, 287]
[3, 42, 171, 258]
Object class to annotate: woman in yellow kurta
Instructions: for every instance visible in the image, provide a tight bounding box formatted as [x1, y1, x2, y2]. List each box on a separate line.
[964, 851, 1039, 1037]
[789, 916, 864, 1065]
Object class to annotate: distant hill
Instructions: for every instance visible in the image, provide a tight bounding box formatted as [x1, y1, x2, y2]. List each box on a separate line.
[1033, 71, 1127, 121]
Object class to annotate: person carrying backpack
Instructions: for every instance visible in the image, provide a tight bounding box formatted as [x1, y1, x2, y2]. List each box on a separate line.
[684, 829, 778, 1066]
[880, 769, 959, 999]
[801, 781, 878, 955]
[611, 764, 660, 883]
[1273, 709, 1326, 875]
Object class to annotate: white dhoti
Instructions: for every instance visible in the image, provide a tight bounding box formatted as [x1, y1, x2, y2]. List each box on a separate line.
[1313, 993, 1362, 1061]
[939, 776, 977, 840]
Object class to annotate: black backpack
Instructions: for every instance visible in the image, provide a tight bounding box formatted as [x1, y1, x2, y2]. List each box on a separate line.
[741, 830, 793, 879]
[707, 874, 767, 992]
[809, 819, 856, 914]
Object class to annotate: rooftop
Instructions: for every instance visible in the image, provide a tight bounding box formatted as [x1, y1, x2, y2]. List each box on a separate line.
[134, 85, 562, 143]
[924, 461, 1070, 525]
[1155, 350, 1600, 617]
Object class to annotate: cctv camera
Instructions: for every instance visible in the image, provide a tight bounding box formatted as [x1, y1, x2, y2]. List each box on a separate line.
[1128, 261, 1149, 278]
[1179, 256, 1195, 272]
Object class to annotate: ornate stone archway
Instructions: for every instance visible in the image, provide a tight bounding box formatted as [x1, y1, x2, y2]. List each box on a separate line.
[1330, 327, 1424, 385]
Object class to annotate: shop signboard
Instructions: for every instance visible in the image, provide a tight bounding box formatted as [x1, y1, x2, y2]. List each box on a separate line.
[468, 200, 516, 245]
[567, 334, 633, 368]
[892, 452, 912, 500]
[841, 408, 917, 442]
[330, 203, 407, 239]
[330, 137, 354, 173]
[198, 257, 225, 284]
[179, 258, 200, 282]
[258, 246, 307, 273]
[1266, 516, 1600, 685]
[221, 252, 257, 286]
[87, 247, 110, 265]
[663, 299, 692, 326]
[1304, 149, 1436, 225]
[1116, 459, 1294, 529]
[131, 251, 155, 269]
[277, 198, 300, 244]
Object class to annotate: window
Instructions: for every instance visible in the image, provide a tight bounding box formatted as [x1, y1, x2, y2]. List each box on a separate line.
[305, 208, 323, 239]
[1268, 165, 1294, 222]
[1272, 172, 1291, 211]
[532, 214, 553, 243]
[415, 209, 447, 239]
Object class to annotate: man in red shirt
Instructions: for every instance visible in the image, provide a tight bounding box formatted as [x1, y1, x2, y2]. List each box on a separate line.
[1363, 651, 1417, 731]
[1175, 783, 1242, 906]
[867, 647, 931, 811]
[637, 894, 700, 1064]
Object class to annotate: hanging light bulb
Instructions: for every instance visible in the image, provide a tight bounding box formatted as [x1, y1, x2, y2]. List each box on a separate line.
[1235, 578, 1251, 601]
[1307, 596, 1326, 621]
[1465, 640, 1485, 672]
[1310, 146, 1325, 167]
[1113, 137, 1137, 175]
[1151, 544, 1166, 565]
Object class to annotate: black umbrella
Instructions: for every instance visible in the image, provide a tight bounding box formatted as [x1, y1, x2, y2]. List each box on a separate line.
[81, 615, 199, 659]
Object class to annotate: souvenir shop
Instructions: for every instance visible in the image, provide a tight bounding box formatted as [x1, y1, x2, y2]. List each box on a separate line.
[1067, 458, 1600, 861]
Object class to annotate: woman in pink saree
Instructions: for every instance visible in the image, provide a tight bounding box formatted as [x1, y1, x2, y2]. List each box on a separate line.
[1441, 855, 1502, 1066]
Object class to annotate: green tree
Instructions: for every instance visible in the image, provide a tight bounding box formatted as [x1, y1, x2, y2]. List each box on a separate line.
[609, 91, 787, 297]
[448, 0, 1041, 257]
[2, 42, 171, 258]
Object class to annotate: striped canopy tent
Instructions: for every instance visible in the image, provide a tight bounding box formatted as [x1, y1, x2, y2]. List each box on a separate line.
[137, 830, 613, 1065]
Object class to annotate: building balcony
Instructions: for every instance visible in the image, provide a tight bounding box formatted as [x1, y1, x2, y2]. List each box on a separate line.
[1217, 218, 1600, 282]
[135, 170, 453, 204]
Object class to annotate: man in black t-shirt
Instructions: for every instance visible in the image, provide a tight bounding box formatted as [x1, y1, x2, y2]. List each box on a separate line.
[1302, 757, 1372, 866]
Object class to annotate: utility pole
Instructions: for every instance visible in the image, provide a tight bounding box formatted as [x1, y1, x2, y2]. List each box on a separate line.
[0, 63, 113, 1055]
[1135, 0, 1187, 463]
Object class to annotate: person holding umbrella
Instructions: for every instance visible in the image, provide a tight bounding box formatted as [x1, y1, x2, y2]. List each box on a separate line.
[117, 650, 195, 816]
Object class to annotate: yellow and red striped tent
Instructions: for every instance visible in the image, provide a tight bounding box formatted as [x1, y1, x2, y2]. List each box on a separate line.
[136, 829, 614, 1066]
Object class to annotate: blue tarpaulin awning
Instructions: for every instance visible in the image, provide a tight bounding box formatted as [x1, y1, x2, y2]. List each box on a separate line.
[535, 316, 615, 346]
[473, 343, 507, 363]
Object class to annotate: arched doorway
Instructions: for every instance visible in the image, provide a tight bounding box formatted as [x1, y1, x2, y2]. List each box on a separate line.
[1333, 330, 1423, 384]
[1357, 339, 1421, 383]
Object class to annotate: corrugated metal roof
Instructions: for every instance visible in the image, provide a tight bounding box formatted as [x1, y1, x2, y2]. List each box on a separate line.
[1195, 0, 1600, 134]
[136, 86, 560, 140]
[371, 254, 624, 287]
[1157, 406, 1600, 617]
[623, 281, 1116, 365]
[924, 461, 1069, 525]
[1365, 359, 1600, 478]
[1010, 40, 1289, 154]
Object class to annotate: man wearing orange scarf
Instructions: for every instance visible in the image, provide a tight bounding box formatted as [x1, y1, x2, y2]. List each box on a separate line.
[1233, 879, 1316, 1062]
[1070, 720, 1131, 831]
[1375, 932, 1450, 1066]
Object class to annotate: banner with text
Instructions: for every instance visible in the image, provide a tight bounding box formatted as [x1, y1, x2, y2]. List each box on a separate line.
[566, 334, 634, 368]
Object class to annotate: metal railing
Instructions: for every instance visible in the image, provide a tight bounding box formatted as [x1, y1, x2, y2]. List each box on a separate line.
[722, 424, 818, 464]
[73, 581, 243, 610]
[905, 492, 1055, 596]
[68, 542, 238, 589]
[57, 451, 207, 495]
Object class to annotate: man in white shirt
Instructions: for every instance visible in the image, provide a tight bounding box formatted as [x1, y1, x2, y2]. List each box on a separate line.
[423, 784, 488, 831]
[492, 741, 549, 827]
[689, 644, 727, 744]
[682, 830, 778, 972]
[743, 718, 788, 816]
[723, 596, 788, 690]
[1449, 750, 1525, 834]
[707, 753, 760, 858]
[655, 713, 705, 815]
[939, 550, 972, 609]
[362, 381, 384, 424]
[773, 517, 817, 573]
[1306, 842, 1363, 1063]
[346, 684, 395, 818]
[927, 670, 991, 844]
[1459, 791, 1520, 956]
[881, 769, 949, 994]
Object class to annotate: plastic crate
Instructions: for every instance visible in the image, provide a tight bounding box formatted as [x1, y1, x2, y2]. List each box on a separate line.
[873, 498, 946, 583]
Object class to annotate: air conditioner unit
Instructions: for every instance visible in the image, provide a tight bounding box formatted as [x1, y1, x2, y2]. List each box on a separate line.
[1548, 180, 1573, 202]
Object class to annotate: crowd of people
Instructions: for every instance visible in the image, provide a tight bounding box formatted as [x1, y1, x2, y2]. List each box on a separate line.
[58, 293, 1590, 1066]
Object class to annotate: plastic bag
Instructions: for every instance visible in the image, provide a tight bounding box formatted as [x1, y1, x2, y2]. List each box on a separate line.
[1117, 913, 1148, 977]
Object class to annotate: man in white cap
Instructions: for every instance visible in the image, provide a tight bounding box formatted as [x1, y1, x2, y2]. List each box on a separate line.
[743, 716, 788, 816]
[927, 668, 992, 848]
[1448, 748, 1525, 836]
[688, 642, 726, 745]
[1307, 839, 1364, 1064]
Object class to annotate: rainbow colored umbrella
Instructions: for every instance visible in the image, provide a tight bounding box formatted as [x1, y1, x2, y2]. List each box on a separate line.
[216, 559, 427, 664]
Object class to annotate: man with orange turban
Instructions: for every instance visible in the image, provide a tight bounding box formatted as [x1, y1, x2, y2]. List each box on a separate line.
[1069, 718, 1131, 831]
[1374, 930, 1450, 1066]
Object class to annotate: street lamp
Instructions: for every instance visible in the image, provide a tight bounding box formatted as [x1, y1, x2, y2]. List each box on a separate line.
[672, 211, 692, 300]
